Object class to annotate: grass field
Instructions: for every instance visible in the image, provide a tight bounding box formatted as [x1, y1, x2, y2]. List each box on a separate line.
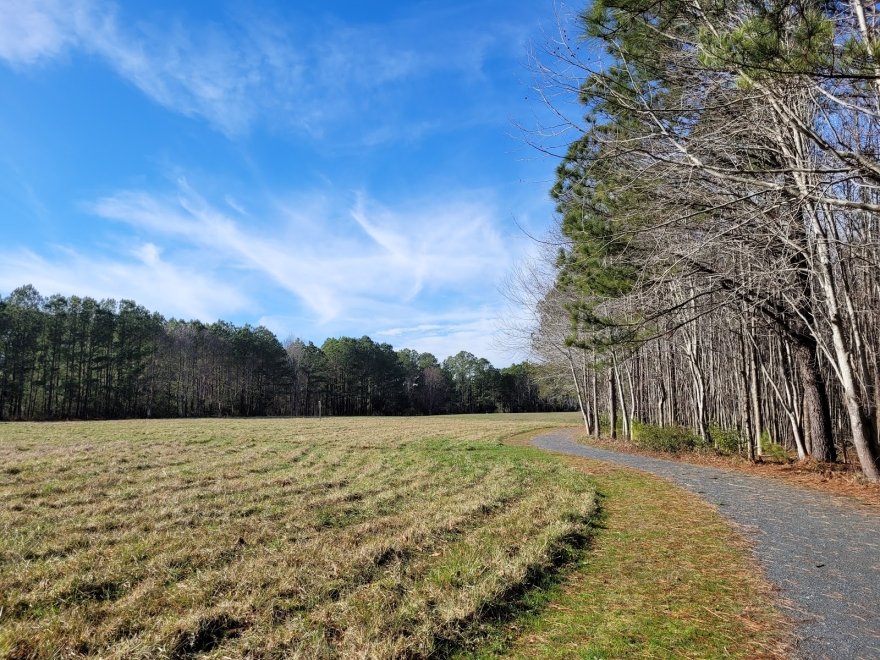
[0, 414, 596, 658]
[493, 452, 788, 658]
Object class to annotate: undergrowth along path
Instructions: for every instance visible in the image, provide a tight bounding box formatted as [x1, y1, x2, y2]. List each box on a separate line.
[533, 429, 880, 660]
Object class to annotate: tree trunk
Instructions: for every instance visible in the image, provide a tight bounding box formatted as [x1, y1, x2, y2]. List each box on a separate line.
[608, 371, 618, 439]
[748, 333, 763, 457]
[568, 350, 591, 435]
[792, 341, 837, 463]
[612, 355, 631, 442]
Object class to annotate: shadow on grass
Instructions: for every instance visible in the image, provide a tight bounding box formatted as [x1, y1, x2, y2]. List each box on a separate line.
[435, 497, 608, 659]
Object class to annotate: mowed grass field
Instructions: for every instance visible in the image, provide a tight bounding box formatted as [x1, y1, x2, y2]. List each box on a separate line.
[0, 413, 596, 658]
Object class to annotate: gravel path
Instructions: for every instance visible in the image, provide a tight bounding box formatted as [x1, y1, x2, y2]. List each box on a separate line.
[533, 429, 880, 660]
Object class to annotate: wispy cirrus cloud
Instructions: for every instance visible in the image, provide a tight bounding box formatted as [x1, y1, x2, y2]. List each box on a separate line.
[372, 309, 512, 363]
[0, 0, 296, 135]
[85, 178, 511, 325]
[0, 173, 520, 360]
[0, 0, 79, 66]
[0, 1, 547, 364]
[0, 0, 527, 138]
[0, 242, 249, 322]
[259, 306, 512, 363]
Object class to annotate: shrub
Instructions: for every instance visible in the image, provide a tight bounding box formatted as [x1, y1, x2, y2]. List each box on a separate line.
[761, 441, 790, 462]
[710, 424, 743, 456]
[632, 422, 701, 453]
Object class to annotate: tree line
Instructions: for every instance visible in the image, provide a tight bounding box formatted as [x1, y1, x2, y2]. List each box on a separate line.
[0, 285, 576, 421]
[524, 0, 880, 480]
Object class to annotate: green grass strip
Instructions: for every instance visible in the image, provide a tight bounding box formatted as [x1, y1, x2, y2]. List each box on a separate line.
[469, 453, 789, 659]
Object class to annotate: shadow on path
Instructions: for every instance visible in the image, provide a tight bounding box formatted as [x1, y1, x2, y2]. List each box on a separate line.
[533, 429, 880, 660]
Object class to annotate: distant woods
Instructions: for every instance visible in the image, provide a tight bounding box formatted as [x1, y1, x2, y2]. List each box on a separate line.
[525, 0, 880, 480]
[0, 285, 575, 421]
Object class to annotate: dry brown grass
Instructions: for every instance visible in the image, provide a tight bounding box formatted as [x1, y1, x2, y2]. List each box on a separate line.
[0, 413, 593, 659]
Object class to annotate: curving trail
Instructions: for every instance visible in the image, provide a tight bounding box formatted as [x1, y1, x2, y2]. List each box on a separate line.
[533, 428, 880, 660]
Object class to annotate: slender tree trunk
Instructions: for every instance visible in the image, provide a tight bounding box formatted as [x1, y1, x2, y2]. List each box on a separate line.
[657, 341, 668, 426]
[738, 330, 755, 461]
[591, 362, 600, 438]
[608, 371, 618, 439]
[748, 329, 763, 457]
[612, 353, 631, 441]
[582, 350, 594, 434]
[568, 349, 591, 435]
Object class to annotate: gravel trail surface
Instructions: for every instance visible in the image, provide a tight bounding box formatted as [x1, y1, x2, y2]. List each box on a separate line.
[533, 429, 880, 660]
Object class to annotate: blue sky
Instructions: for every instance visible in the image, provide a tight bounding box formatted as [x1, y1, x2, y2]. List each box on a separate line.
[0, 0, 576, 364]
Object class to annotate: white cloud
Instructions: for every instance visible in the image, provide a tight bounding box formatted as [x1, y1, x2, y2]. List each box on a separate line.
[0, 173, 525, 361]
[0, 1, 529, 138]
[375, 324, 444, 337]
[0, 0, 78, 66]
[88, 180, 511, 325]
[0, 2, 545, 363]
[259, 308, 517, 365]
[370, 309, 516, 364]
[0, 244, 249, 321]
[224, 195, 247, 216]
[403, 320, 504, 363]
[0, 0, 296, 135]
